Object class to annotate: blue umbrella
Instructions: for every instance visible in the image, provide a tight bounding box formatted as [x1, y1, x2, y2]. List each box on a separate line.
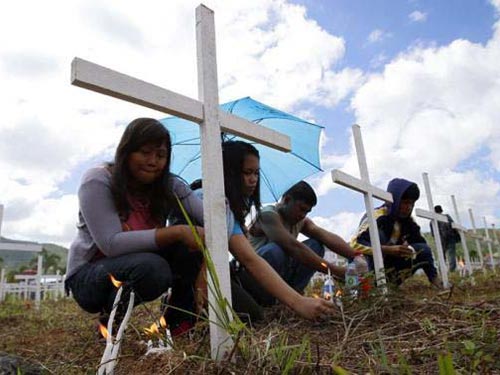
[160, 96, 323, 203]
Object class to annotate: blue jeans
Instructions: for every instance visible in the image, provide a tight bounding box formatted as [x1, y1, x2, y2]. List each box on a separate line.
[66, 244, 202, 326]
[446, 242, 457, 272]
[237, 238, 325, 306]
[367, 242, 438, 285]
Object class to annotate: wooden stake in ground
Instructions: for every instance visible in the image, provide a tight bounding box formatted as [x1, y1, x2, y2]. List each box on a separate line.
[331, 124, 393, 290]
[70, 5, 290, 360]
[482, 216, 497, 271]
[414, 173, 449, 289]
[468, 208, 487, 272]
[450, 195, 473, 276]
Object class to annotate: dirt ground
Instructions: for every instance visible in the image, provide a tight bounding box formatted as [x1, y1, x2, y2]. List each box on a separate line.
[1, 272, 499, 374]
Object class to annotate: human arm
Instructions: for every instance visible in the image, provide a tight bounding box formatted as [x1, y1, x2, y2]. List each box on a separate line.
[79, 168, 203, 256]
[301, 218, 356, 259]
[257, 211, 340, 276]
[229, 234, 336, 320]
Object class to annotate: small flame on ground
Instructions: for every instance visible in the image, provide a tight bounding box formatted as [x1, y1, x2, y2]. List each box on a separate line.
[144, 322, 160, 335]
[458, 259, 465, 268]
[99, 323, 109, 339]
[159, 316, 167, 328]
[109, 274, 123, 288]
[335, 290, 342, 297]
[320, 262, 327, 269]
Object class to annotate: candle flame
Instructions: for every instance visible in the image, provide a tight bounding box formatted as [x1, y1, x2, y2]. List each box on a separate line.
[109, 274, 123, 288]
[159, 316, 167, 328]
[312, 293, 320, 299]
[144, 322, 160, 335]
[335, 289, 342, 297]
[98, 323, 109, 339]
[320, 262, 327, 269]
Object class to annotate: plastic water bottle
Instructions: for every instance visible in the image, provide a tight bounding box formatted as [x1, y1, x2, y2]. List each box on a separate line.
[354, 254, 371, 297]
[345, 261, 359, 297]
[322, 275, 335, 300]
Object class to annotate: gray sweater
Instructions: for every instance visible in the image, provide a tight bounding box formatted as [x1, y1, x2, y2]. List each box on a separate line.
[66, 167, 207, 279]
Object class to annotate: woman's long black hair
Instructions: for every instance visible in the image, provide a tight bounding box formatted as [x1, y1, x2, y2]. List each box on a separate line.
[109, 118, 175, 224]
[222, 140, 261, 227]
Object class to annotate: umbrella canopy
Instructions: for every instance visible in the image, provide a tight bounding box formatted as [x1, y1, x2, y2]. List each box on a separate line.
[160, 96, 323, 203]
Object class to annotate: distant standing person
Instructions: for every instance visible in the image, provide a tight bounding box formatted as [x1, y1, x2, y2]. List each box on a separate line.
[431, 205, 459, 272]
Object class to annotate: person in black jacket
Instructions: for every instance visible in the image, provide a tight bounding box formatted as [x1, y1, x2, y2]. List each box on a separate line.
[351, 178, 442, 288]
[431, 205, 459, 272]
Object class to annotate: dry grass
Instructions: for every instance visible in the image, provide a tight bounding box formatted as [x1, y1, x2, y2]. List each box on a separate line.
[1, 271, 499, 374]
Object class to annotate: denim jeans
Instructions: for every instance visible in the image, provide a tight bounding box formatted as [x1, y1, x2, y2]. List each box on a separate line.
[366, 242, 438, 285]
[66, 244, 202, 326]
[237, 238, 325, 306]
[446, 242, 457, 272]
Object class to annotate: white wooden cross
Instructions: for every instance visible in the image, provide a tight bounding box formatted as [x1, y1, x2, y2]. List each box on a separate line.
[331, 124, 393, 290]
[414, 173, 449, 289]
[467, 208, 487, 272]
[0, 204, 44, 307]
[450, 195, 473, 276]
[492, 224, 500, 248]
[71, 5, 290, 360]
[482, 216, 497, 271]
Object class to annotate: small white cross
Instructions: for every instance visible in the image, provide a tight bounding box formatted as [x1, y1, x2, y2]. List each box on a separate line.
[71, 5, 291, 360]
[450, 195, 473, 276]
[331, 124, 393, 290]
[482, 216, 497, 271]
[414, 173, 449, 289]
[467, 208, 487, 272]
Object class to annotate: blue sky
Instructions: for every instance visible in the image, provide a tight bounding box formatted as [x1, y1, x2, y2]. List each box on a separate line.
[0, 0, 499, 246]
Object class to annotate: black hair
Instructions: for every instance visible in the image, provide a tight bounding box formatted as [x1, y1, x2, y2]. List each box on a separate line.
[109, 118, 174, 224]
[434, 205, 443, 213]
[222, 140, 261, 227]
[401, 183, 420, 201]
[283, 181, 317, 207]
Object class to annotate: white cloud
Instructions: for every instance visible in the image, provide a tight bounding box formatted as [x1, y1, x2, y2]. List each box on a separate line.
[319, 22, 500, 224]
[0, 0, 357, 246]
[310, 211, 364, 242]
[367, 29, 392, 44]
[409, 10, 428, 23]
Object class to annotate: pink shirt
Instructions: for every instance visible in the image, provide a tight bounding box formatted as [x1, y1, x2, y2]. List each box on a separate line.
[122, 195, 160, 231]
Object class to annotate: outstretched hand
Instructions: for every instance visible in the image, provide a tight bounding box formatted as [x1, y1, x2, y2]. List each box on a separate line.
[386, 245, 414, 258]
[294, 296, 337, 320]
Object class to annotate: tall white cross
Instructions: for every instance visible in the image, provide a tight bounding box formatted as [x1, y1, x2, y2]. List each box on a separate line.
[482, 216, 497, 271]
[71, 5, 291, 360]
[467, 208, 487, 272]
[450, 195, 473, 276]
[414, 173, 449, 289]
[331, 124, 393, 290]
[492, 224, 499, 248]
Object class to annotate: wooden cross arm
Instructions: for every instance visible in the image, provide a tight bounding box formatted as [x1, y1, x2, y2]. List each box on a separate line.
[470, 233, 483, 240]
[414, 208, 448, 222]
[71, 58, 291, 152]
[451, 222, 467, 232]
[0, 242, 42, 252]
[331, 170, 393, 203]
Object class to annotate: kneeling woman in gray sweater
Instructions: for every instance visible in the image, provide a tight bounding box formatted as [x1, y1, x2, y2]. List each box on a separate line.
[65, 118, 205, 334]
